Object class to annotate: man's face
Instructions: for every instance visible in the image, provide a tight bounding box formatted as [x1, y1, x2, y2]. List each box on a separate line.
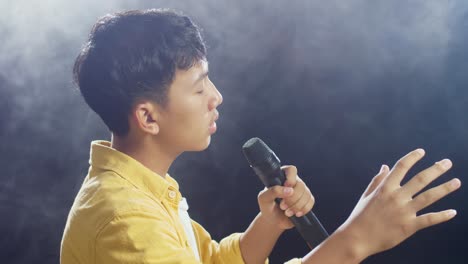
[156, 60, 223, 152]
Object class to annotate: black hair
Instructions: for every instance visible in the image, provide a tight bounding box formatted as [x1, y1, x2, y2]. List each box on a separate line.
[73, 9, 206, 136]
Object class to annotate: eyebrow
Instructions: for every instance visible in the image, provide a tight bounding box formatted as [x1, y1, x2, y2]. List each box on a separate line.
[193, 71, 209, 86]
[193, 62, 210, 85]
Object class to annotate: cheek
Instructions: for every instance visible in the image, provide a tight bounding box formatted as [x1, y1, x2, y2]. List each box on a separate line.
[172, 100, 206, 130]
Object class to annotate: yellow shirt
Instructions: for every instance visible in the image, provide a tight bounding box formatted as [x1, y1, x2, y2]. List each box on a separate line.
[60, 141, 246, 264]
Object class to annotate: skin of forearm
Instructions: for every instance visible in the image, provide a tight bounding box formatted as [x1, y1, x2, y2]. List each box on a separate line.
[239, 212, 285, 264]
[301, 226, 367, 264]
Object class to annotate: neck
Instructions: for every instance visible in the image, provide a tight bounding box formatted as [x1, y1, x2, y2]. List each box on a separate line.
[110, 133, 178, 178]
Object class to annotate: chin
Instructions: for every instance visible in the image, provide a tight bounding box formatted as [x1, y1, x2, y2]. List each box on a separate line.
[200, 137, 212, 150]
[189, 136, 211, 152]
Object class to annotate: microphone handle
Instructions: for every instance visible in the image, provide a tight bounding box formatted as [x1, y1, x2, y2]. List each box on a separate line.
[286, 204, 329, 249]
[253, 165, 329, 249]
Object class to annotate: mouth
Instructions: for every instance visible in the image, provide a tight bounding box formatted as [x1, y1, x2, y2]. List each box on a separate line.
[209, 121, 217, 134]
[209, 112, 219, 134]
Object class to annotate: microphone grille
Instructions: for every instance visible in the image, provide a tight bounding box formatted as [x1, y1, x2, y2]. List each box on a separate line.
[242, 137, 277, 166]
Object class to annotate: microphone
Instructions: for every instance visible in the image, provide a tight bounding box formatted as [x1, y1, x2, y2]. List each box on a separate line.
[242, 137, 329, 249]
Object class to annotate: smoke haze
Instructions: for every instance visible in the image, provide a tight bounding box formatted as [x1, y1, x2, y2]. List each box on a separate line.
[0, 1, 466, 263]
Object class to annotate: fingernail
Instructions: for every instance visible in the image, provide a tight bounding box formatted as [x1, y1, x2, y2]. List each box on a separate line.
[285, 209, 293, 217]
[439, 159, 452, 169]
[280, 203, 287, 210]
[450, 178, 461, 189]
[416, 148, 425, 155]
[283, 187, 293, 195]
[296, 212, 303, 217]
[447, 209, 457, 217]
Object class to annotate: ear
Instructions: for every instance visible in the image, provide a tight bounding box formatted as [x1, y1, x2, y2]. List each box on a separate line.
[132, 101, 160, 135]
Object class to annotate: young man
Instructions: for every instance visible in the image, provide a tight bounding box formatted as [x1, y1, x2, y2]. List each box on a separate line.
[61, 9, 461, 264]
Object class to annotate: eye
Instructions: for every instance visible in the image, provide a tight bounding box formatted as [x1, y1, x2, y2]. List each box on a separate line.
[195, 77, 207, 94]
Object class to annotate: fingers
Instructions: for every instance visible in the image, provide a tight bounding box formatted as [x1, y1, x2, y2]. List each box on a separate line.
[257, 186, 294, 205]
[402, 159, 453, 197]
[362, 165, 389, 198]
[279, 178, 315, 217]
[258, 164, 314, 218]
[410, 178, 461, 212]
[282, 165, 298, 187]
[279, 177, 305, 211]
[289, 185, 314, 217]
[385, 149, 425, 187]
[413, 209, 457, 232]
[280, 165, 313, 217]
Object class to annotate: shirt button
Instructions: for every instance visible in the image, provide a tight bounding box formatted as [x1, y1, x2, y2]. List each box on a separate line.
[168, 190, 176, 199]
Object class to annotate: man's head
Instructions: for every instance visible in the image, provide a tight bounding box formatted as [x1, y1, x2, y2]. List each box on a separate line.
[74, 9, 222, 152]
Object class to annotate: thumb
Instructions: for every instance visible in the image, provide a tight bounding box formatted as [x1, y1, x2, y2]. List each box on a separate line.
[258, 186, 294, 205]
[362, 164, 389, 198]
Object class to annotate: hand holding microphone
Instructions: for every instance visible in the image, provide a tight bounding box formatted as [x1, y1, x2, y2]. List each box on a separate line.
[243, 137, 329, 249]
[256, 165, 315, 231]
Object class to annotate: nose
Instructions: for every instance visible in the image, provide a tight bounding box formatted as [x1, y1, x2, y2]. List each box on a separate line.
[208, 80, 223, 110]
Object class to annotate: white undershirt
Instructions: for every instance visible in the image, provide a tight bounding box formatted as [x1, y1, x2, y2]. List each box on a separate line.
[178, 197, 200, 261]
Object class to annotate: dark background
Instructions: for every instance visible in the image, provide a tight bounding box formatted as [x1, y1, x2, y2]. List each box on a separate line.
[0, 0, 466, 263]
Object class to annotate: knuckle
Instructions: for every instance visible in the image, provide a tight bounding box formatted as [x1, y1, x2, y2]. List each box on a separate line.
[310, 194, 315, 205]
[280, 201, 287, 209]
[298, 194, 314, 212]
[290, 203, 299, 211]
[258, 188, 267, 196]
[422, 213, 444, 228]
[258, 185, 269, 193]
[414, 174, 429, 186]
[295, 201, 307, 212]
[272, 186, 283, 195]
[257, 191, 265, 201]
[286, 197, 300, 209]
[413, 194, 429, 209]
[435, 162, 446, 172]
[444, 182, 453, 193]
[418, 193, 430, 205]
[401, 223, 414, 237]
[426, 214, 437, 226]
[396, 159, 410, 171]
[388, 192, 400, 203]
[295, 181, 305, 191]
[373, 173, 383, 180]
[282, 197, 292, 207]
[379, 185, 391, 196]
[288, 198, 299, 208]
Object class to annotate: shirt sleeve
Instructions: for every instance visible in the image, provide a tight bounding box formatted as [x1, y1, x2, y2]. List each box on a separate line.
[95, 210, 289, 264]
[191, 220, 247, 264]
[95, 210, 201, 264]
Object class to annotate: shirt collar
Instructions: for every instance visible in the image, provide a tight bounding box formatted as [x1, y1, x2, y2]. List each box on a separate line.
[88, 140, 181, 204]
